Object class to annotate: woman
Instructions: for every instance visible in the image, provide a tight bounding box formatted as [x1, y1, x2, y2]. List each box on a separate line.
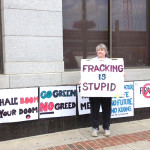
[90, 43, 111, 137]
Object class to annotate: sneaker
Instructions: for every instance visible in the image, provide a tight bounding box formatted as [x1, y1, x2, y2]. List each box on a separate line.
[92, 128, 98, 137]
[104, 130, 110, 137]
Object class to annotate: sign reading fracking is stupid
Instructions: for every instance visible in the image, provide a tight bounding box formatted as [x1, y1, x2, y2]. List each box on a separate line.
[80, 58, 124, 97]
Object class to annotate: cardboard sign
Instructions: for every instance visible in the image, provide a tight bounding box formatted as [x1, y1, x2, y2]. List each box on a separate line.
[134, 81, 150, 108]
[39, 86, 76, 118]
[80, 58, 124, 97]
[111, 82, 134, 118]
[77, 85, 102, 115]
[78, 82, 134, 118]
[0, 88, 38, 123]
[77, 85, 90, 115]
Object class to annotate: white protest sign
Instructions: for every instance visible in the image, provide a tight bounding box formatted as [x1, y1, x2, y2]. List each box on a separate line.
[0, 88, 38, 123]
[134, 81, 150, 108]
[80, 58, 124, 97]
[111, 82, 134, 118]
[77, 84, 102, 115]
[39, 86, 76, 118]
[77, 85, 90, 115]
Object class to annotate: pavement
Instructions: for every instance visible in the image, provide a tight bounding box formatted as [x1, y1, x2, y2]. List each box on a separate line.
[1, 119, 150, 150]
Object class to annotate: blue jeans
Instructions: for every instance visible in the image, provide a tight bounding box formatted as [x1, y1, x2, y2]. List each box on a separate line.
[89, 97, 112, 130]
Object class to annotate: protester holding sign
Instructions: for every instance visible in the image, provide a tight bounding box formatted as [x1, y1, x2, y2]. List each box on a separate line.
[88, 44, 112, 137]
[80, 43, 125, 137]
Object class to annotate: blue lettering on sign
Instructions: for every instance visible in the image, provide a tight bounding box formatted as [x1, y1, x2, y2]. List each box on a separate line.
[41, 91, 52, 99]
[40, 90, 76, 99]
[124, 92, 129, 97]
[112, 98, 132, 106]
[111, 108, 117, 114]
[99, 74, 106, 80]
[124, 84, 133, 90]
[118, 106, 131, 113]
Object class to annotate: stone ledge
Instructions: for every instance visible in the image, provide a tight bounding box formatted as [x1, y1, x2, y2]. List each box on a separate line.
[4, 62, 64, 74]
[0, 68, 150, 89]
[9, 73, 62, 88]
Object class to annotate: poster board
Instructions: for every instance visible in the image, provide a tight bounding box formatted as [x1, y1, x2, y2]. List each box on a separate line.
[77, 85, 90, 115]
[80, 58, 124, 97]
[111, 82, 134, 118]
[0, 88, 38, 123]
[134, 80, 150, 108]
[39, 86, 76, 118]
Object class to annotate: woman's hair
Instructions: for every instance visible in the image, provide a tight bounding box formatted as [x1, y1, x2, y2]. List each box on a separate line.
[96, 43, 108, 57]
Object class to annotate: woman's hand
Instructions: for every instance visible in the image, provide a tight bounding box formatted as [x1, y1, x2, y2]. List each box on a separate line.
[124, 72, 126, 77]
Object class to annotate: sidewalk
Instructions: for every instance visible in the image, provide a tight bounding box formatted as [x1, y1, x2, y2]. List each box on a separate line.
[0, 119, 150, 150]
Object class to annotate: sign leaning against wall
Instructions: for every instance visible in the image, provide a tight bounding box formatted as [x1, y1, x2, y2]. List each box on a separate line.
[78, 82, 134, 118]
[39, 86, 77, 118]
[134, 80, 150, 108]
[111, 82, 134, 118]
[0, 88, 38, 123]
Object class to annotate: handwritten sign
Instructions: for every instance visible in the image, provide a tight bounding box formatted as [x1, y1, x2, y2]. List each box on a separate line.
[134, 81, 150, 108]
[80, 58, 124, 97]
[111, 82, 134, 118]
[39, 86, 76, 118]
[0, 88, 38, 123]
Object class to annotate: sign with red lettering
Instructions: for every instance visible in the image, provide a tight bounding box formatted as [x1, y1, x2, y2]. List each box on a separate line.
[80, 58, 124, 97]
[142, 83, 150, 98]
[39, 86, 76, 118]
[134, 81, 150, 108]
[0, 88, 38, 123]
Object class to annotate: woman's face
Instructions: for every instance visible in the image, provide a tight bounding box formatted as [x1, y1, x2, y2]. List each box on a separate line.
[97, 48, 107, 58]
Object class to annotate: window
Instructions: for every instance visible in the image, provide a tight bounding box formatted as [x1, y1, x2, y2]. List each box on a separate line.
[63, 0, 150, 69]
[112, 0, 150, 67]
[63, 0, 108, 69]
